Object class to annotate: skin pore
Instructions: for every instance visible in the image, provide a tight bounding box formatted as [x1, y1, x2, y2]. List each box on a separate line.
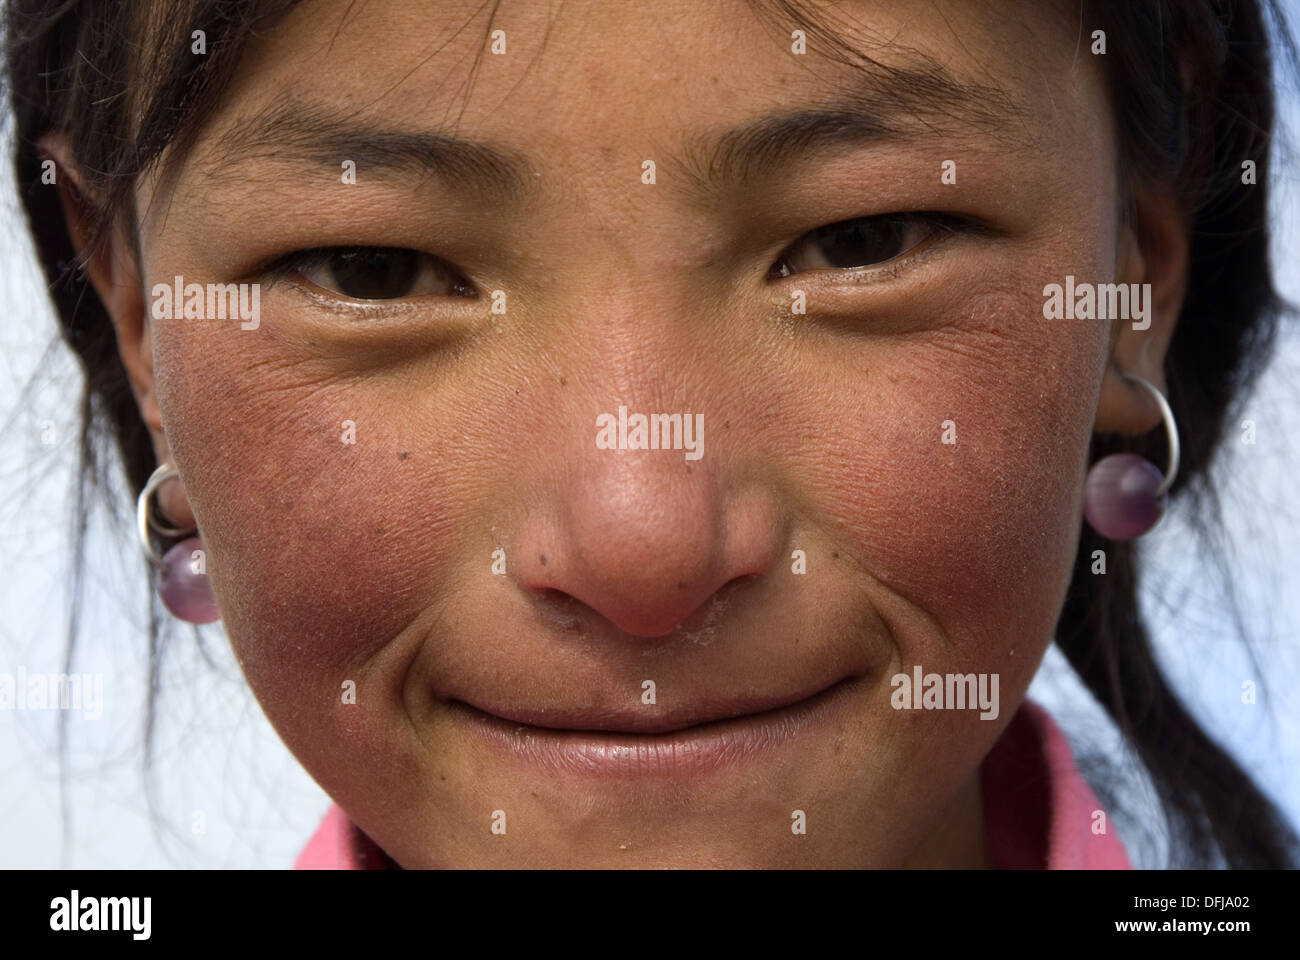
[48, 0, 1188, 867]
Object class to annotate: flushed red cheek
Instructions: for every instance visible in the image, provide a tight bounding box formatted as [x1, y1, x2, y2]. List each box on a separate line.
[154, 346, 465, 686]
[810, 339, 1097, 675]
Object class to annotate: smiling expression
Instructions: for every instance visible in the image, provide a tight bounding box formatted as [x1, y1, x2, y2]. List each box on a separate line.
[114, 0, 1132, 867]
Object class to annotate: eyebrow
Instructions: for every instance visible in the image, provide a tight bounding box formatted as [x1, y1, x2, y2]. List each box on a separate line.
[203, 96, 536, 199]
[203, 62, 1022, 198]
[685, 63, 1025, 186]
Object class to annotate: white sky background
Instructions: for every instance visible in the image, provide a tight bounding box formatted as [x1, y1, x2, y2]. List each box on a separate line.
[1, 12, 1298, 868]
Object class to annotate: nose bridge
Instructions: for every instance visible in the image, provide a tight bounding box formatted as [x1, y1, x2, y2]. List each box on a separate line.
[492, 145, 793, 637]
[548, 225, 715, 408]
[538, 143, 727, 310]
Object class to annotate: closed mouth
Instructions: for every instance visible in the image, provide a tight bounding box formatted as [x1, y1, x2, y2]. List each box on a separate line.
[447, 675, 861, 778]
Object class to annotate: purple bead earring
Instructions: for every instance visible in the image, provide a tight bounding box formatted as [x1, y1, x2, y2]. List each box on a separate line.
[1084, 372, 1180, 541]
[137, 463, 221, 623]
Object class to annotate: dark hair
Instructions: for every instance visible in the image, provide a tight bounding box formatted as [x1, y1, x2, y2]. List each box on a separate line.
[1066, 0, 1299, 868]
[4, 0, 1297, 867]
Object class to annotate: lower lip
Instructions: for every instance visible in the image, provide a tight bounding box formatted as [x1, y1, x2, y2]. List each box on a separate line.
[449, 677, 859, 779]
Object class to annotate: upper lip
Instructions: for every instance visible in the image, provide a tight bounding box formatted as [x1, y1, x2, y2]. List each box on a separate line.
[450, 677, 852, 735]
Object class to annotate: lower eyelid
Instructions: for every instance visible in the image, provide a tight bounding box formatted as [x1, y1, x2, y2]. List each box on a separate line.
[859, 227, 959, 272]
[779, 220, 961, 281]
[287, 277, 409, 315]
[784, 227, 964, 290]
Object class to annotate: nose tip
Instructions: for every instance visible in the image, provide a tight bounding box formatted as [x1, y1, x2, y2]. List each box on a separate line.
[513, 459, 781, 639]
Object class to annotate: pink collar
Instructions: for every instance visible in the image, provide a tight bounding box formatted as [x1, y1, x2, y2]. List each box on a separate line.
[981, 699, 1132, 868]
[296, 698, 1130, 869]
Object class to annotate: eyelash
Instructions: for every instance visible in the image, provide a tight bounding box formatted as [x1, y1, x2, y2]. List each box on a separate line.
[262, 247, 343, 286]
[260, 246, 478, 302]
[767, 212, 973, 282]
[257, 212, 974, 305]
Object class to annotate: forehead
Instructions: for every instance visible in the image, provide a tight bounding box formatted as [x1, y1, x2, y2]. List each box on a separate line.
[161, 0, 1098, 190]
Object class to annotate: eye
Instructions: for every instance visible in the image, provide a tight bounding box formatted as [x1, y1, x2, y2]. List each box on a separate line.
[768, 214, 961, 279]
[267, 246, 476, 301]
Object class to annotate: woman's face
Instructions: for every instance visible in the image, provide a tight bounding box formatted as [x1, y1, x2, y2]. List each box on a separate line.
[129, 0, 1125, 866]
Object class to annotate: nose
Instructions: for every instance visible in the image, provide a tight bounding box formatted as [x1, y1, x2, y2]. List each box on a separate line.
[513, 444, 782, 638]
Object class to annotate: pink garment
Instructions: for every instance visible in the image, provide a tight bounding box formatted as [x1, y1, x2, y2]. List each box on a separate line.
[980, 699, 1131, 868]
[295, 697, 1131, 869]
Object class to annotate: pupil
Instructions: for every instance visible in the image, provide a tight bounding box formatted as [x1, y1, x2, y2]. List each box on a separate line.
[331, 248, 419, 299]
[820, 219, 905, 268]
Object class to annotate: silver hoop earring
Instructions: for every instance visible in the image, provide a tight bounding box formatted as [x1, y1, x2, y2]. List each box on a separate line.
[136, 463, 219, 623]
[137, 463, 194, 565]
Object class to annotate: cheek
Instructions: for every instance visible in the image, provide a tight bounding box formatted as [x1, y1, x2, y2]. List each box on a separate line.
[793, 288, 1108, 678]
[150, 325, 470, 692]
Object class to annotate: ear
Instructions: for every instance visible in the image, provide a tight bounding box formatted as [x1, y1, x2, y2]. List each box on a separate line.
[1093, 181, 1189, 435]
[38, 132, 196, 529]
